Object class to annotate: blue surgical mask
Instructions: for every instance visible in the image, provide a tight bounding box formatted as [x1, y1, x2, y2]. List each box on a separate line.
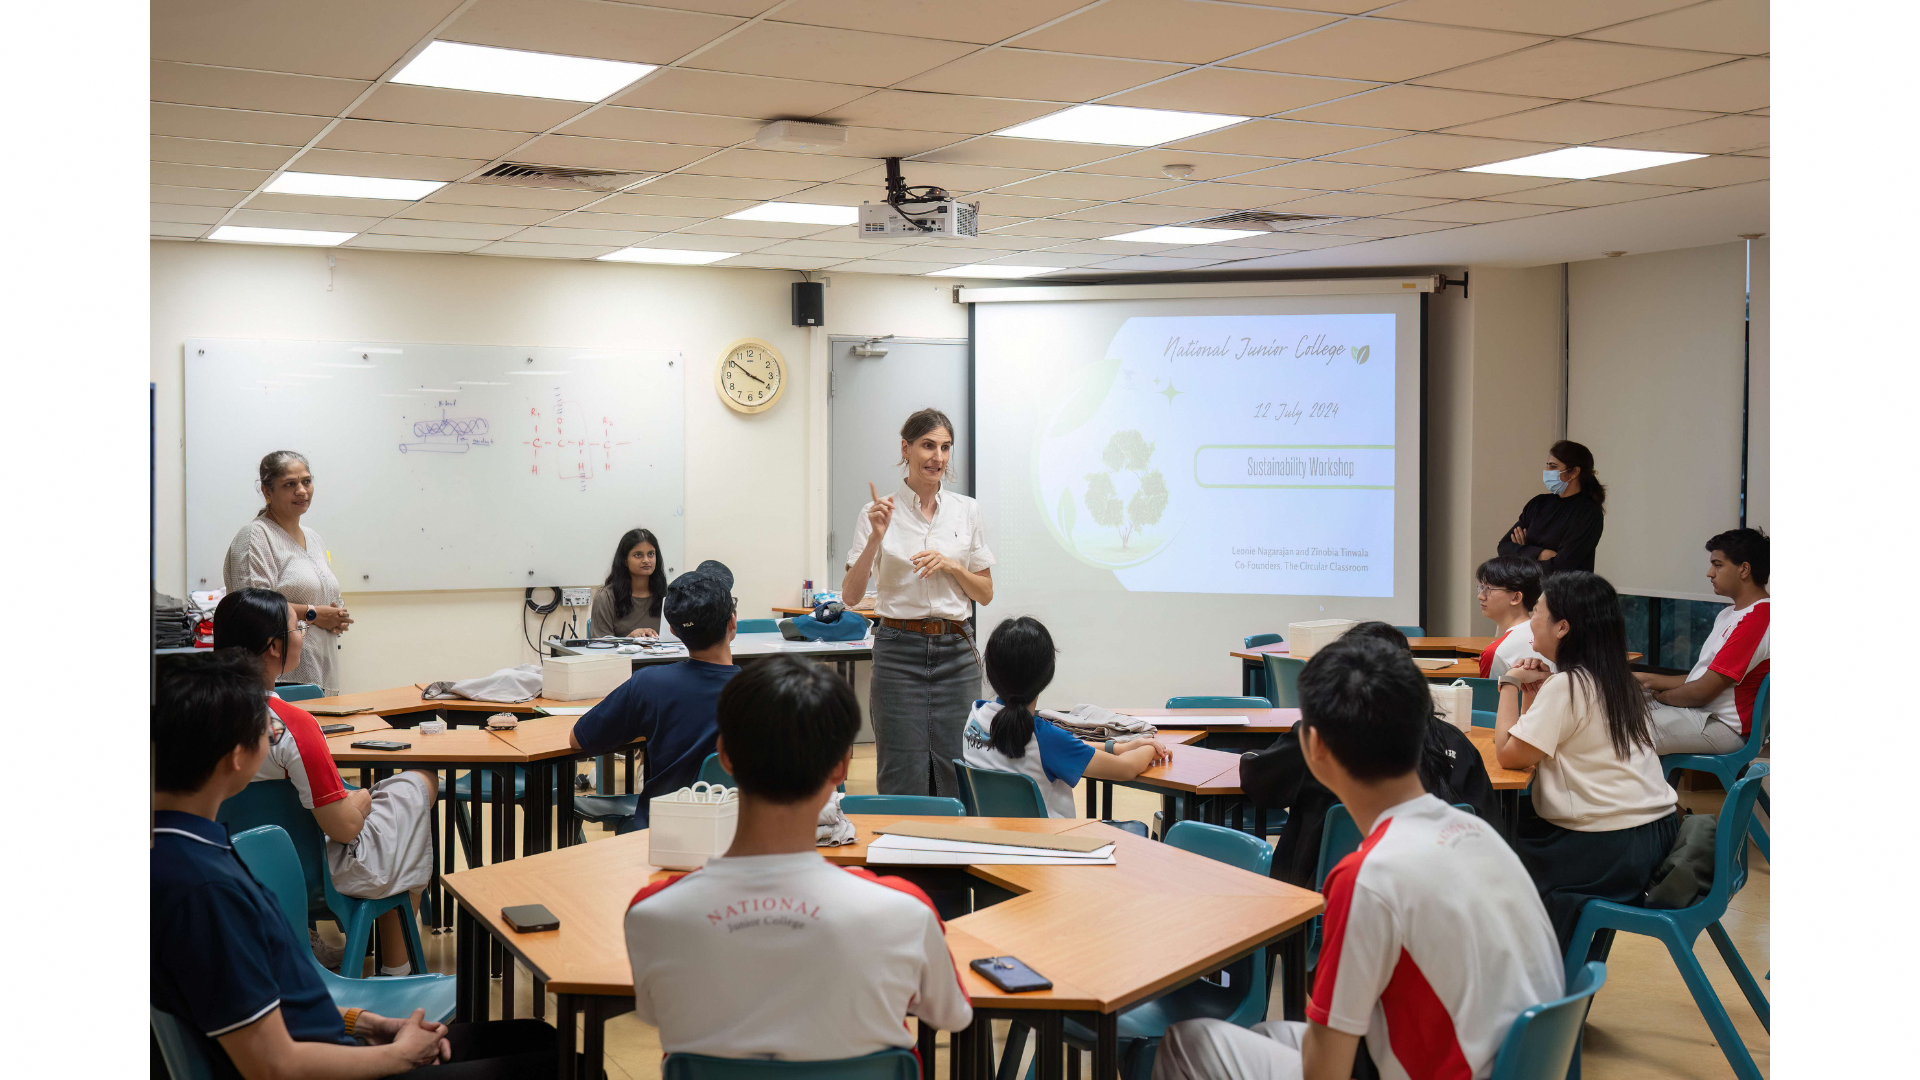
[1543, 469, 1567, 495]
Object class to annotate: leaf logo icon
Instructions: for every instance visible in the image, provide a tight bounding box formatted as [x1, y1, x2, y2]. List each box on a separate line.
[1353, 345, 1371, 364]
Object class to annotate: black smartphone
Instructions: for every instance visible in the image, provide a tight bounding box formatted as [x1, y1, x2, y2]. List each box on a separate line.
[319, 723, 354, 735]
[349, 740, 411, 752]
[969, 956, 1052, 993]
[502, 904, 560, 933]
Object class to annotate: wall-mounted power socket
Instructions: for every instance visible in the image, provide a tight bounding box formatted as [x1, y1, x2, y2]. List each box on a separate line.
[561, 588, 594, 607]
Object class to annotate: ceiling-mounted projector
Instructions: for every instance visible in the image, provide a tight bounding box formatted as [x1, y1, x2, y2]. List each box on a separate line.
[858, 157, 979, 240]
[755, 120, 848, 152]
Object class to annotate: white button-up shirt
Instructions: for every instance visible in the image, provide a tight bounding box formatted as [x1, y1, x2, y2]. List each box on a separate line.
[845, 481, 996, 620]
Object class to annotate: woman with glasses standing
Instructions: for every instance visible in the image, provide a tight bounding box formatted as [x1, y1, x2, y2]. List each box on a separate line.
[1496, 440, 1606, 576]
[841, 408, 996, 798]
[223, 450, 352, 694]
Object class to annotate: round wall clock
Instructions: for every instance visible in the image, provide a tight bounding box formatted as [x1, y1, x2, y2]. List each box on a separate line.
[716, 338, 786, 414]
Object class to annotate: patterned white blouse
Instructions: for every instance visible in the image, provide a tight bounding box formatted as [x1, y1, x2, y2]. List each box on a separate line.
[223, 516, 344, 694]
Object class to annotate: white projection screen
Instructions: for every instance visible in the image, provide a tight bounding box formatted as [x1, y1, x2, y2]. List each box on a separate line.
[967, 279, 1431, 705]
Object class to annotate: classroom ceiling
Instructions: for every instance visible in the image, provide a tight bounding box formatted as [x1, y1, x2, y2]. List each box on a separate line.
[151, 0, 1770, 277]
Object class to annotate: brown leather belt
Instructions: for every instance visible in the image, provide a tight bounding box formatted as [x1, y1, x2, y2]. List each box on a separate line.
[879, 616, 971, 636]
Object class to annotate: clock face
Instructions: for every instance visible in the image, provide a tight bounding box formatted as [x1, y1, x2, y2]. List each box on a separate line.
[716, 339, 786, 414]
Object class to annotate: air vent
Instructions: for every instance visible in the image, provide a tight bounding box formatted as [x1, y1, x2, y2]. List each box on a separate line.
[1187, 211, 1343, 231]
[473, 162, 650, 193]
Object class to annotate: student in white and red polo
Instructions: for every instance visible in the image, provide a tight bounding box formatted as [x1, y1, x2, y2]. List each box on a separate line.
[1639, 529, 1770, 755]
[624, 655, 973, 1062]
[1475, 556, 1548, 680]
[1157, 635, 1563, 1080]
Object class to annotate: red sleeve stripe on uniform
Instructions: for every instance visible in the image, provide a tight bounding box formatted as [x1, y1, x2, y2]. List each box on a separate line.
[1307, 817, 1394, 1028]
[1732, 660, 1770, 738]
[1379, 948, 1473, 1080]
[1707, 603, 1768, 682]
[1479, 630, 1509, 679]
[269, 697, 348, 808]
[628, 871, 690, 910]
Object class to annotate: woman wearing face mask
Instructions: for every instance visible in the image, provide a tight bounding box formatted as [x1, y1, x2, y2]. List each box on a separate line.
[841, 408, 996, 798]
[1496, 440, 1606, 575]
[223, 451, 352, 694]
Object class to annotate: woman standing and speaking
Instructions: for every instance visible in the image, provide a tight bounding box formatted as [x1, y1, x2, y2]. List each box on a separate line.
[1498, 440, 1607, 576]
[223, 451, 352, 694]
[842, 408, 996, 798]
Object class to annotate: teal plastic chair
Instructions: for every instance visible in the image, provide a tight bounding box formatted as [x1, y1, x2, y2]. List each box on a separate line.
[1244, 633, 1283, 648]
[1564, 763, 1770, 1080]
[1660, 675, 1769, 861]
[573, 793, 641, 841]
[151, 1007, 217, 1080]
[698, 753, 735, 787]
[950, 759, 1048, 817]
[840, 794, 965, 816]
[216, 781, 427, 978]
[1395, 626, 1426, 637]
[274, 682, 325, 701]
[1472, 709, 1497, 729]
[1243, 634, 1283, 698]
[663, 1049, 918, 1079]
[1454, 676, 1500, 714]
[735, 618, 780, 634]
[1165, 695, 1271, 710]
[1489, 962, 1608, 1080]
[1260, 654, 1306, 708]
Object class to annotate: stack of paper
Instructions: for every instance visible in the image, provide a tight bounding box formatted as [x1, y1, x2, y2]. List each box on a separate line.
[864, 822, 1117, 866]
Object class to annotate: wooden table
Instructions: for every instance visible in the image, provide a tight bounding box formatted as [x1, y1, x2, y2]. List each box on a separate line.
[317, 713, 394, 735]
[440, 815, 1323, 1080]
[301, 684, 605, 719]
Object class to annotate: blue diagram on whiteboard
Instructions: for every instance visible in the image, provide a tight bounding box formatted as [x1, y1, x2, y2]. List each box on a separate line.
[400, 402, 492, 454]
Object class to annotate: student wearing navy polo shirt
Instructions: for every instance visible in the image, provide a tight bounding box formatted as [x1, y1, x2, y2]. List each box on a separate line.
[152, 651, 555, 1078]
[570, 561, 740, 830]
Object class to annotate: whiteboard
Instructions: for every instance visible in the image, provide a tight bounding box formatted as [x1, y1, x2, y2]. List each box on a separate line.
[185, 337, 685, 593]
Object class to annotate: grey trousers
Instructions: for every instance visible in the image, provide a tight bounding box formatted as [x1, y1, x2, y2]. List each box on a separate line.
[1648, 701, 1746, 755]
[1154, 1019, 1306, 1080]
[869, 623, 981, 798]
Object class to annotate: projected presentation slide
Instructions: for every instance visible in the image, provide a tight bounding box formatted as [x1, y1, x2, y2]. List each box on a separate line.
[1032, 312, 1396, 598]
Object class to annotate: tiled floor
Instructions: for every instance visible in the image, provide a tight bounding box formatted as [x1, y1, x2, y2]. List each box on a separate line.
[355, 744, 1767, 1079]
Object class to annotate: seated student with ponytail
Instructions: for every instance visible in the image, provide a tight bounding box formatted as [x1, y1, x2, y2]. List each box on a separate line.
[962, 616, 1167, 818]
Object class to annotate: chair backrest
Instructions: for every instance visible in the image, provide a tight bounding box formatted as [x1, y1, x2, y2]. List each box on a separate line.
[698, 753, 735, 787]
[951, 760, 1049, 817]
[1395, 626, 1426, 638]
[228, 825, 313, 944]
[663, 1049, 920, 1079]
[151, 1006, 218, 1080]
[1471, 709, 1497, 729]
[1314, 803, 1364, 891]
[1703, 761, 1770, 910]
[839, 794, 965, 816]
[1261, 654, 1306, 708]
[1741, 674, 1770, 757]
[1456, 676, 1500, 714]
[274, 682, 325, 701]
[735, 618, 780, 634]
[1244, 632, 1283, 648]
[217, 780, 330, 919]
[1488, 961, 1607, 1080]
[1165, 695, 1272, 710]
[1165, 820, 1274, 875]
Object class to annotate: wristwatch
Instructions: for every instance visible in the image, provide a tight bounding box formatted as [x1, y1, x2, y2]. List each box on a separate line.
[1105, 738, 1117, 755]
[305, 605, 318, 622]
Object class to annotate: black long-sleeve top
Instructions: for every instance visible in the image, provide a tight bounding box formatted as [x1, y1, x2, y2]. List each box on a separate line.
[1497, 489, 1604, 576]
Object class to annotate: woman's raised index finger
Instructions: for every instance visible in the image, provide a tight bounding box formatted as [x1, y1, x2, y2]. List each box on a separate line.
[869, 480, 880, 504]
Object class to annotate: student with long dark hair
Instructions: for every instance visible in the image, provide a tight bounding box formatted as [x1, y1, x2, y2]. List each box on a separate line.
[1496, 440, 1607, 575]
[1495, 571, 1678, 954]
[961, 616, 1166, 817]
[591, 527, 667, 638]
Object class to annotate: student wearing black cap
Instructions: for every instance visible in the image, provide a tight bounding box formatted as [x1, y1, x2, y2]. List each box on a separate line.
[570, 561, 741, 831]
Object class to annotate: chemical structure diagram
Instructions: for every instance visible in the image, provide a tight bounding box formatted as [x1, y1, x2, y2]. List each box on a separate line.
[523, 390, 631, 491]
[399, 401, 492, 454]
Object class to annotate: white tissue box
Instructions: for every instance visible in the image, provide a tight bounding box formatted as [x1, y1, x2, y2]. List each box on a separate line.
[1430, 680, 1475, 734]
[648, 783, 739, 870]
[1286, 619, 1356, 660]
[541, 654, 628, 700]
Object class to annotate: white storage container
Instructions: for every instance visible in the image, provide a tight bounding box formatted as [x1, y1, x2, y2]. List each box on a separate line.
[649, 783, 739, 870]
[1430, 680, 1475, 734]
[1286, 619, 1356, 660]
[541, 653, 629, 701]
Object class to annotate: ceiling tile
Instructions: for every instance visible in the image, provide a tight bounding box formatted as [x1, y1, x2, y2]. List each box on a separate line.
[350, 85, 584, 132]
[685, 23, 976, 87]
[968, 194, 1101, 217]
[1234, 160, 1430, 190]
[634, 173, 813, 199]
[316, 119, 529, 159]
[987, 218, 1133, 240]
[1293, 217, 1459, 237]
[345, 234, 491, 253]
[836, 161, 1045, 193]
[1415, 40, 1736, 99]
[971, 215, 1033, 233]
[152, 222, 212, 238]
[1383, 199, 1556, 222]
[1015, 0, 1338, 64]
[1228, 19, 1542, 82]
[152, 184, 249, 208]
[812, 128, 964, 159]
[1086, 256, 1227, 272]
[1485, 179, 1692, 206]
[711, 253, 846, 270]
[1056, 203, 1224, 226]
[758, 240, 890, 259]
[898, 49, 1182, 102]
[993, 173, 1184, 201]
[1215, 231, 1371, 250]
[474, 240, 622, 259]
[680, 218, 834, 239]
[443, 0, 742, 65]
[1581, 0, 1767, 55]
[590, 193, 758, 217]
[1588, 58, 1767, 112]
[1325, 133, 1557, 169]
[1152, 244, 1276, 261]
[1075, 150, 1286, 182]
[1283, 86, 1553, 130]
[800, 226, 923, 244]
[151, 104, 329, 147]
[1443, 101, 1718, 143]
[510, 226, 659, 246]
[612, 69, 871, 119]
[1044, 239, 1188, 255]
[823, 91, 1060, 135]
[153, 202, 230, 225]
[1737, 147, 1767, 158]
[1105, 69, 1376, 117]
[775, 183, 882, 206]
[151, 163, 273, 191]
[538, 212, 705, 233]
[1360, 171, 1559, 197]
[226, 208, 384, 232]
[1599, 154, 1767, 187]
[1375, 0, 1700, 37]
[292, 148, 486, 181]
[1271, 191, 1451, 216]
[680, 147, 870, 181]
[560, 108, 763, 147]
[244, 192, 416, 216]
[869, 245, 1020, 263]
[514, 135, 713, 173]
[915, 137, 1121, 171]
[424, 184, 604, 210]
[1226, 0, 1384, 11]
[976, 251, 1107, 267]
[831, 258, 966, 274]
[1166, 119, 1401, 158]
[643, 0, 784, 16]
[626, 234, 778, 253]
[1600, 114, 1768, 155]
[774, 0, 1091, 44]
[152, 0, 464, 79]
[152, 137, 294, 171]
[399, 202, 562, 225]
[1130, 183, 1320, 209]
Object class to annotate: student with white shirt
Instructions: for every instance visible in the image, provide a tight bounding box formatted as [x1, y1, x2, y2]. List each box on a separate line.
[1155, 634, 1564, 1080]
[962, 616, 1167, 817]
[1495, 571, 1679, 957]
[624, 655, 973, 1061]
[1475, 555, 1547, 679]
[1639, 529, 1770, 755]
[841, 407, 997, 798]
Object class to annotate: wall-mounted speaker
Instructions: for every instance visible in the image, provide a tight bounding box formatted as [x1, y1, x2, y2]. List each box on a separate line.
[792, 281, 825, 326]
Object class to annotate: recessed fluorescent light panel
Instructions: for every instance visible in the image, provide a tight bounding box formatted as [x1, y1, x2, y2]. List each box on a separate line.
[725, 202, 859, 226]
[1464, 147, 1706, 179]
[391, 41, 656, 102]
[209, 226, 354, 247]
[995, 104, 1247, 147]
[1105, 226, 1261, 245]
[597, 248, 732, 265]
[265, 172, 446, 201]
[924, 265, 1060, 279]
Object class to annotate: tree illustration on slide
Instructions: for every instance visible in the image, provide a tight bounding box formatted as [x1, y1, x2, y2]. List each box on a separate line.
[1083, 430, 1167, 549]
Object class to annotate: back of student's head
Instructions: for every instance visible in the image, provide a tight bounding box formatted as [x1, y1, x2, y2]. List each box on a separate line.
[1476, 555, 1545, 611]
[664, 566, 734, 651]
[983, 616, 1056, 759]
[1296, 634, 1429, 781]
[715, 655, 860, 803]
[1344, 621, 1409, 652]
[1539, 571, 1651, 760]
[213, 587, 290, 654]
[1706, 527, 1769, 586]
[154, 651, 270, 794]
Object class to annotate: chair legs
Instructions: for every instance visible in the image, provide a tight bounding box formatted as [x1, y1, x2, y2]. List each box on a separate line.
[335, 897, 427, 977]
[1705, 921, 1769, 1032]
[1657, 924, 1765, 1080]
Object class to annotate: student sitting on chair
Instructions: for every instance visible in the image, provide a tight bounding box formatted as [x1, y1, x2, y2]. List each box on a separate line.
[214, 588, 438, 976]
[571, 561, 740, 830]
[153, 651, 556, 1078]
[1156, 634, 1563, 1080]
[1638, 528, 1770, 755]
[623, 655, 974, 1059]
[962, 615, 1168, 817]
[1475, 555, 1549, 679]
